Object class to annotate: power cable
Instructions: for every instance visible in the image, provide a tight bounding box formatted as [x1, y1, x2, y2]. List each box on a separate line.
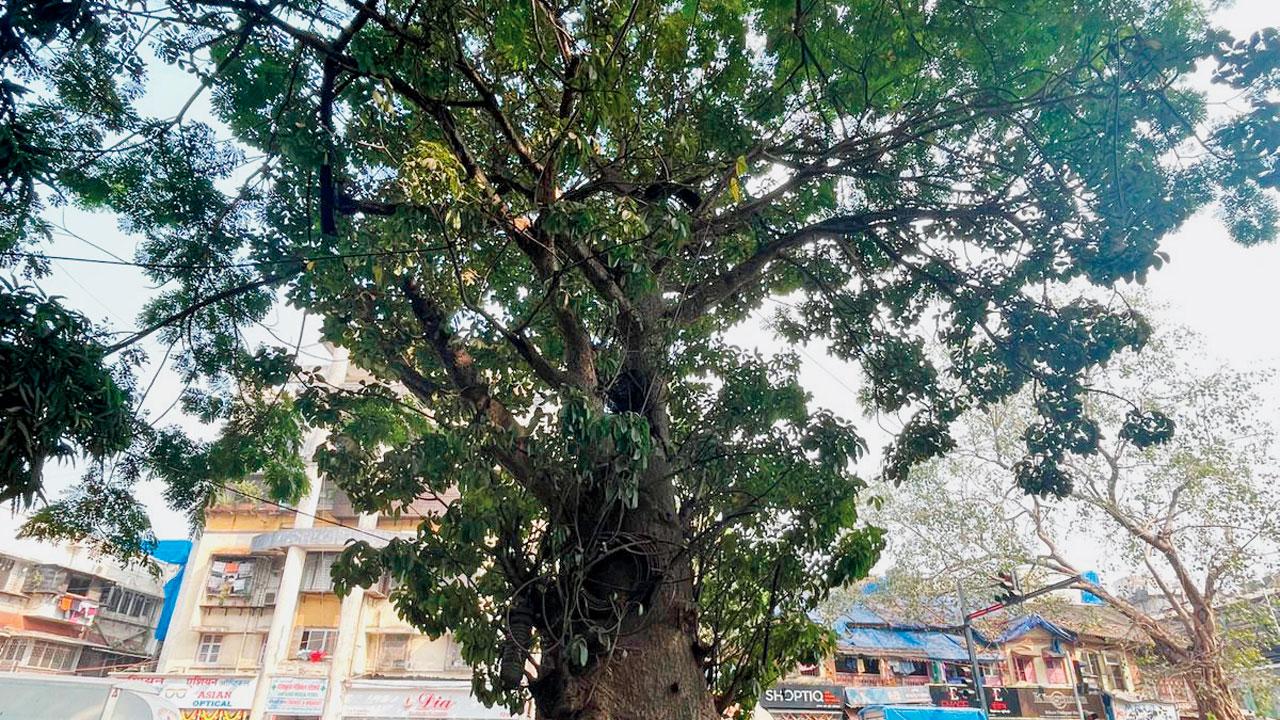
[205, 478, 396, 545]
[3, 244, 452, 272]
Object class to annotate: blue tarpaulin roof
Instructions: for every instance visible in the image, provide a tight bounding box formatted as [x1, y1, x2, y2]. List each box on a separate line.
[997, 613, 1077, 644]
[860, 705, 986, 720]
[836, 626, 1001, 662]
[832, 604, 889, 626]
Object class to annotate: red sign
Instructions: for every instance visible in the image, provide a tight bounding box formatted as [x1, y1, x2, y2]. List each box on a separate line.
[404, 692, 457, 713]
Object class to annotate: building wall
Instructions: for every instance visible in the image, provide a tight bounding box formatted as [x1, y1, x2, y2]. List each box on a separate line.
[0, 539, 167, 676]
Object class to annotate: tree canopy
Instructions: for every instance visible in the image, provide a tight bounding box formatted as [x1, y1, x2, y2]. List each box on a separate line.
[859, 322, 1280, 720]
[2, 0, 1279, 717]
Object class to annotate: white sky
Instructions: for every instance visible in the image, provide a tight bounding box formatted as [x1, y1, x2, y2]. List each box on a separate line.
[4, 1, 1278, 555]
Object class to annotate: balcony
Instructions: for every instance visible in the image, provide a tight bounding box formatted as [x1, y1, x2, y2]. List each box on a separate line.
[26, 594, 99, 626]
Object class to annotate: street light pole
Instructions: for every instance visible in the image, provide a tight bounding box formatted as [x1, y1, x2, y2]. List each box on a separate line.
[958, 583, 990, 720]
[957, 572, 1085, 720]
[963, 617, 990, 720]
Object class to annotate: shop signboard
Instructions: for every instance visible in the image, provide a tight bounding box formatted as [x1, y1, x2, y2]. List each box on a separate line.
[266, 676, 328, 716]
[343, 681, 518, 718]
[845, 686, 932, 706]
[1112, 699, 1179, 720]
[1014, 687, 1106, 718]
[760, 684, 844, 712]
[929, 684, 1021, 717]
[118, 675, 256, 712]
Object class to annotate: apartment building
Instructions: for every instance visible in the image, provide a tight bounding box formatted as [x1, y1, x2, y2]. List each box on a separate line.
[125, 350, 522, 720]
[0, 536, 168, 676]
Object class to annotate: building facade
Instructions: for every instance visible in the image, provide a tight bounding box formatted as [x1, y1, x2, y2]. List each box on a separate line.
[127, 351, 522, 720]
[0, 537, 167, 676]
[760, 606, 1177, 720]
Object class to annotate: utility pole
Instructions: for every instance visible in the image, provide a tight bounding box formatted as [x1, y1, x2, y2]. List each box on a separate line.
[958, 573, 1085, 720]
[958, 583, 990, 720]
[1067, 659, 1087, 720]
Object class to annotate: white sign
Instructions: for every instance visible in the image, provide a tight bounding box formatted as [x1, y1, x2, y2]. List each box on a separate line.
[1114, 700, 1179, 720]
[117, 675, 257, 710]
[844, 685, 932, 705]
[343, 681, 516, 719]
[266, 676, 328, 716]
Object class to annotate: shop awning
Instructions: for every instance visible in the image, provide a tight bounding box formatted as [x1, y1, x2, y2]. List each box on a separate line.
[859, 705, 986, 720]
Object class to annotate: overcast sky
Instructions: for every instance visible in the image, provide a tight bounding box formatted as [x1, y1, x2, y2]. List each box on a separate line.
[5, 1, 1278, 557]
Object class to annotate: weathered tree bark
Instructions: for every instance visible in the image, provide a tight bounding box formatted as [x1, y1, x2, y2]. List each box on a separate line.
[529, 472, 718, 720]
[1192, 661, 1247, 720]
[533, 608, 718, 720]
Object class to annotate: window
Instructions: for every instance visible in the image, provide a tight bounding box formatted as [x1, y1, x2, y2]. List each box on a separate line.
[0, 556, 14, 589]
[206, 558, 255, 598]
[298, 629, 337, 658]
[0, 638, 25, 664]
[316, 481, 338, 512]
[65, 572, 92, 597]
[1013, 654, 1039, 683]
[892, 659, 930, 677]
[1081, 651, 1104, 687]
[834, 653, 881, 674]
[377, 634, 409, 670]
[196, 634, 223, 664]
[101, 586, 159, 620]
[1104, 652, 1129, 690]
[1044, 655, 1069, 685]
[27, 641, 76, 671]
[301, 553, 339, 592]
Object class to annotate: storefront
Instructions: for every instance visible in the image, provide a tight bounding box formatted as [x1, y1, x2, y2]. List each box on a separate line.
[760, 684, 845, 720]
[117, 674, 256, 720]
[1015, 687, 1106, 719]
[929, 685, 1108, 720]
[340, 679, 522, 719]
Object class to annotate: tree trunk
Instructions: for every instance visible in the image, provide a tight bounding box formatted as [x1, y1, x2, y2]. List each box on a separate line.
[1192, 661, 1246, 720]
[533, 609, 719, 720]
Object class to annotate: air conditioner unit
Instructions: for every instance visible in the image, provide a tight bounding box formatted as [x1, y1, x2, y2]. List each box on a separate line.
[263, 592, 276, 605]
[389, 658, 408, 670]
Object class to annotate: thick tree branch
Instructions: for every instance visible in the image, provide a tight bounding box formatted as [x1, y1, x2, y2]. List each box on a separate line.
[106, 274, 285, 354]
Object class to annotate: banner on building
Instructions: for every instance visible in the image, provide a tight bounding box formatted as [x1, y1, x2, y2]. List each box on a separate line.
[119, 675, 256, 712]
[929, 684, 1022, 717]
[266, 676, 328, 716]
[1112, 699, 1179, 720]
[343, 680, 518, 719]
[845, 686, 932, 706]
[179, 711, 249, 720]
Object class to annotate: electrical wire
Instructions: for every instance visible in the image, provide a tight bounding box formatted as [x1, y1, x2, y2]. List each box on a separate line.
[205, 478, 397, 545]
[3, 244, 452, 272]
